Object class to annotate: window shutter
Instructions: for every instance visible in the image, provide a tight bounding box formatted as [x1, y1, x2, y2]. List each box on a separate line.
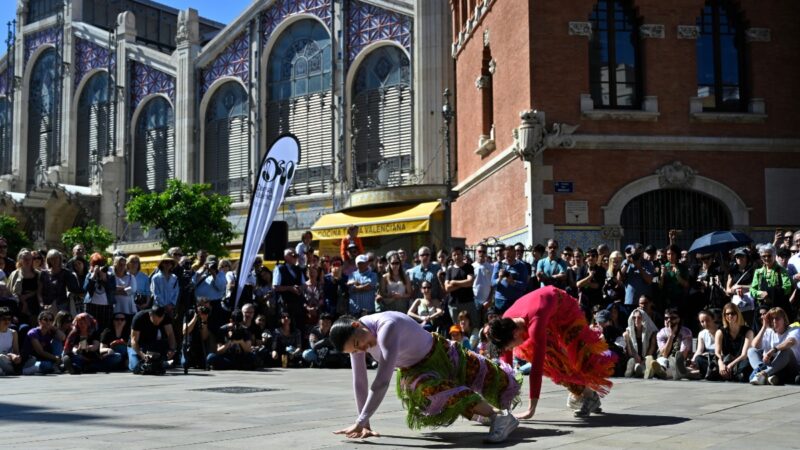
[134, 97, 174, 192]
[0, 99, 10, 175]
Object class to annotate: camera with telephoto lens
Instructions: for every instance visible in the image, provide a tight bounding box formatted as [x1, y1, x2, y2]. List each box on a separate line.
[229, 325, 248, 342]
[197, 305, 210, 315]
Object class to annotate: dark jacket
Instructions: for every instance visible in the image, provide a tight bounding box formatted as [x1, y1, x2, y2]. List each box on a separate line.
[83, 269, 117, 306]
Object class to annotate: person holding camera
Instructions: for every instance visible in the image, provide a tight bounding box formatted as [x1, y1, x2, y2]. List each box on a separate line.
[208, 310, 256, 370]
[493, 245, 529, 314]
[83, 253, 117, 332]
[151, 254, 179, 319]
[193, 256, 227, 330]
[182, 298, 216, 370]
[270, 312, 302, 367]
[127, 255, 151, 311]
[62, 312, 123, 374]
[618, 245, 654, 315]
[128, 305, 176, 374]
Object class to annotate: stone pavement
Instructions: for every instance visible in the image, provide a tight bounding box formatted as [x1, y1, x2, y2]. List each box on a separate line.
[2, 368, 800, 449]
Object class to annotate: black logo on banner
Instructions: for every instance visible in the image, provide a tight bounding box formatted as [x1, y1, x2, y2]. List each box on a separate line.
[261, 158, 296, 186]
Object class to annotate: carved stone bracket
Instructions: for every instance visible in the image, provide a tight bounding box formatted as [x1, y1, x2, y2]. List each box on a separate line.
[677, 25, 699, 40]
[475, 75, 490, 90]
[488, 58, 496, 75]
[569, 22, 592, 38]
[640, 24, 665, 39]
[745, 28, 771, 42]
[601, 225, 624, 242]
[512, 110, 579, 162]
[656, 161, 697, 189]
[483, 28, 490, 47]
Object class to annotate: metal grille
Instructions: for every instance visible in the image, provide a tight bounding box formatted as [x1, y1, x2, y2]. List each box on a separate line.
[76, 72, 115, 186]
[352, 85, 413, 189]
[0, 98, 10, 175]
[266, 93, 333, 196]
[204, 82, 249, 202]
[620, 188, 732, 249]
[133, 97, 174, 192]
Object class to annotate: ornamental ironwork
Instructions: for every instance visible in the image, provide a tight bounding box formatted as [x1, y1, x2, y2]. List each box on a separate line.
[73, 38, 115, 91]
[200, 32, 250, 96]
[129, 62, 175, 112]
[24, 26, 61, 64]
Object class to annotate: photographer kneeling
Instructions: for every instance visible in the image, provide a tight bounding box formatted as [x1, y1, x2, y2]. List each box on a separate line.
[128, 306, 176, 374]
[182, 298, 216, 370]
[207, 310, 257, 370]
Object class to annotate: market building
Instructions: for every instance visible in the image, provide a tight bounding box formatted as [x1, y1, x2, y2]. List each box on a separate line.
[0, 0, 453, 257]
[449, 0, 800, 250]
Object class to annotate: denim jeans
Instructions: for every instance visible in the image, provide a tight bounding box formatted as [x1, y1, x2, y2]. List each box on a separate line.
[70, 352, 124, 372]
[748, 347, 799, 378]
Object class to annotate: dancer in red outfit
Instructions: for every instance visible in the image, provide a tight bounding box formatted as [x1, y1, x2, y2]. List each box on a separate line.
[486, 286, 616, 419]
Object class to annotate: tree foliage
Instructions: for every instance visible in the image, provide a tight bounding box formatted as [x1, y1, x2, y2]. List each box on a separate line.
[0, 214, 33, 257]
[125, 179, 236, 256]
[61, 221, 115, 256]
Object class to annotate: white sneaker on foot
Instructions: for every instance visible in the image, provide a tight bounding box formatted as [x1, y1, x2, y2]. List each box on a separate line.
[486, 411, 519, 443]
[750, 371, 767, 385]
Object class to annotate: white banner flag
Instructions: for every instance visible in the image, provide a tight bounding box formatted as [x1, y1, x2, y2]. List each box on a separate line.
[234, 134, 300, 308]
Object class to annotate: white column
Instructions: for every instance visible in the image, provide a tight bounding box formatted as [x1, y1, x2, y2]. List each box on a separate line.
[11, 1, 26, 190]
[58, 0, 75, 183]
[174, 8, 200, 182]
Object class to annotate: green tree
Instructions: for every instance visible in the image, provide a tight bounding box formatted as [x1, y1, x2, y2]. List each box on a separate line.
[125, 179, 236, 256]
[0, 214, 33, 258]
[61, 220, 115, 256]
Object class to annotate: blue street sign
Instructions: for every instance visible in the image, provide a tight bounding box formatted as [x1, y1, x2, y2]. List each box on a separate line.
[554, 181, 573, 193]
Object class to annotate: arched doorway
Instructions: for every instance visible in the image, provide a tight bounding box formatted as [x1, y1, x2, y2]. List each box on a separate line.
[621, 188, 732, 249]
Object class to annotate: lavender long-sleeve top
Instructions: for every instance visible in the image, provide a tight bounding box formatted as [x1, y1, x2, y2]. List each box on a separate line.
[352, 311, 433, 426]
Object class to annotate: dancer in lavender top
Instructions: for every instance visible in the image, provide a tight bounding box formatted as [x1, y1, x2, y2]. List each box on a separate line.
[330, 311, 520, 443]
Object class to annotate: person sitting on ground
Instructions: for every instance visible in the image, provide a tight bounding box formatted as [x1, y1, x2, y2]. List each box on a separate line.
[128, 306, 176, 374]
[303, 313, 347, 368]
[208, 310, 256, 370]
[407, 281, 445, 333]
[62, 312, 123, 374]
[646, 308, 692, 380]
[594, 309, 627, 377]
[448, 325, 470, 350]
[458, 310, 480, 350]
[21, 311, 62, 374]
[0, 306, 21, 375]
[100, 313, 131, 370]
[623, 307, 659, 378]
[688, 310, 718, 379]
[714, 303, 754, 382]
[748, 307, 800, 385]
[270, 312, 303, 367]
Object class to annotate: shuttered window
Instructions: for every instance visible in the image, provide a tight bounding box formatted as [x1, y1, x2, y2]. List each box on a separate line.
[133, 97, 174, 192]
[0, 98, 11, 175]
[204, 82, 249, 201]
[352, 46, 412, 188]
[76, 72, 115, 186]
[27, 48, 60, 190]
[266, 19, 333, 197]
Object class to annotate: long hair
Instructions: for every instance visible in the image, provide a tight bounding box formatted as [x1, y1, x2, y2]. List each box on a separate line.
[486, 317, 517, 349]
[330, 315, 359, 352]
[721, 302, 745, 329]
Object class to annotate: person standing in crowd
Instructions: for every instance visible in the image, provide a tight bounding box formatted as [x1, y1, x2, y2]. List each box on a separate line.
[0, 237, 16, 277]
[65, 244, 86, 274]
[151, 254, 179, 317]
[323, 256, 349, 317]
[751, 244, 793, 321]
[112, 256, 137, 324]
[376, 254, 412, 313]
[535, 239, 568, 290]
[273, 249, 306, 327]
[84, 253, 116, 332]
[397, 248, 413, 272]
[618, 245, 654, 315]
[660, 244, 689, 315]
[748, 307, 799, 386]
[727, 248, 755, 326]
[714, 303, 754, 382]
[127, 255, 151, 310]
[408, 246, 441, 300]
[492, 244, 529, 314]
[193, 256, 226, 329]
[296, 231, 313, 269]
[514, 243, 533, 280]
[340, 225, 364, 262]
[330, 312, 521, 443]
[128, 305, 177, 373]
[39, 250, 80, 314]
[576, 249, 606, 321]
[342, 243, 359, 277]
[8, 249, 39, 324]
[472, 244, 494, 323]
[348, 254, 378, 317]
[445, 246, 477, 327]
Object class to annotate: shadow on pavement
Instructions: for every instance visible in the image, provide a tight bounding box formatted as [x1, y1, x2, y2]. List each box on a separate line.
[348, 427, 570, 448]
[0, 402, 174, 429]
[529, 412, 690, 428]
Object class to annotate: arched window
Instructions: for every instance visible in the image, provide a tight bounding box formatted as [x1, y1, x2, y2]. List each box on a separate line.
[696, 1, 747, 111]
[621, 189, 731, 249]
[27, 48, 60, 190]
[589, 0, 641, 108]
[351, 46, 412, 188]
[76, 71, 115, 186]
[204, 82, 249, 201]
[133, 97, 174, 192]
[266, 19, 333, 196]
[0, 98, 11, 175]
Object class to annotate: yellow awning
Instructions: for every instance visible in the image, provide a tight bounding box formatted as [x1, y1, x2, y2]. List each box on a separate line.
[311, 201, 443, 240]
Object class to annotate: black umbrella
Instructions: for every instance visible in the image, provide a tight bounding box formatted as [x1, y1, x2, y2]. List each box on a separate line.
[688, 231, 753, 255]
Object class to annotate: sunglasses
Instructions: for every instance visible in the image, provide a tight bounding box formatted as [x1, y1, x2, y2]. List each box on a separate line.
[41, 317, 54, 322]
[114, 317, 126, 321]
[420, 253, 430, 257]
[390, 261, 400, 266]
[723, 312, 737, 317]
[664, 316, 679, 321]
[421, 286, 431, 290]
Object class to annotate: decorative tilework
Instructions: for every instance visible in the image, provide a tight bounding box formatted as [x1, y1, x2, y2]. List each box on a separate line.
[553, 229, 604, 251]
[200, 32, 250, 96]
[261, 0, 333, 46]
[347, 0, 411, 66]
[129, 61, 175, 112]
[24, 26, 62, 65]
[74, 38, 115, 91]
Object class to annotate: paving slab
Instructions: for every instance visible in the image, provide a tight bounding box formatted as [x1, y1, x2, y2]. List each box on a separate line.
[2, 369, 800, 449]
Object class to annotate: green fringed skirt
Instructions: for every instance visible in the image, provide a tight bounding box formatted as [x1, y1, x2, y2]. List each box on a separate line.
[396, 333, 521, 430]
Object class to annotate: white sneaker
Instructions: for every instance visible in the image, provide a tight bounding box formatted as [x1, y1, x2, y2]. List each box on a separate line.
[486, 411, 519, 443]
[750, 371, 767, 385]
[566, 393, 581, 410]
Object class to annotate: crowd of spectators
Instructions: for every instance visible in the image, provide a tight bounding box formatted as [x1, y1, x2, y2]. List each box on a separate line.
[1, 227, 799, 386]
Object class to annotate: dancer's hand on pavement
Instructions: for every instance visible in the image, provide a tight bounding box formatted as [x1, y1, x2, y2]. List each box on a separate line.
[334, 423, 380, 439]
[515, 405, 536, 420]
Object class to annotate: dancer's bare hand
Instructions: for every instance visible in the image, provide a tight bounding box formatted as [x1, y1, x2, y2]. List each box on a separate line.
[515, 405, 536, 420]
[334, 423, 380, 439]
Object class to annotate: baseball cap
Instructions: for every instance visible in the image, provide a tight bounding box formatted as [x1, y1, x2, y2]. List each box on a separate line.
[355, 254, 369, 264]
[347, 242, 358, 249]
[594, 310, 611, 324]
[624, 245, 636, 254]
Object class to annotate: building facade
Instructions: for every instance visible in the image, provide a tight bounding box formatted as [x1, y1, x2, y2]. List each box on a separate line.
[450, 0, 800, 250]
[0, 0, 453, 256]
